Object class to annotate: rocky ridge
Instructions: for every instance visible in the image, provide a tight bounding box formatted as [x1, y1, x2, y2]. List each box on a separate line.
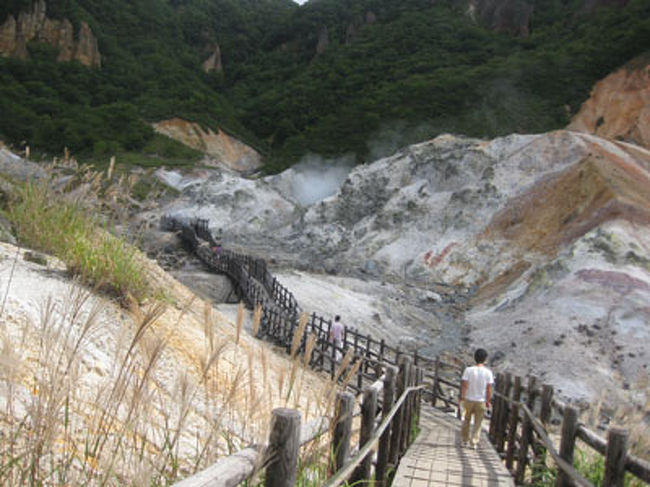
[202, 43, 223, 73]
[569, 53, 650, 150]
[0, 0, 101, 67]
[152, 118, 263, 173]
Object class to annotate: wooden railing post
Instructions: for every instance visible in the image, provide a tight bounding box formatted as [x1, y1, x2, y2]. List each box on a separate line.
[457, 362, 465, 420]
[539, 384, 554, 424]
[350, 386, 378, 484]
[357, 351, 364, 390]
[376, 365, 396, 486]
[416, 367, 424, 430]
[265, 408, 301, 487]
[286, 319, 296, 354]
[532, 384, 554, 480]
[603, 427, 629, 487]
[515, 375, 537, 484]
[330, 339, 336, 380]
[365, 334, 372, 375]
[555, 405, 579, 487]
[331, 392, 354, 474]
[405, 364, 417, 447]
[495, 372, 512, 452]
[431, 357, 440, 408]
[389, 357, 410, 467]
[398, 357, 413, 456]
[489, 372, 505, 443]
[505, 375, 522, 471]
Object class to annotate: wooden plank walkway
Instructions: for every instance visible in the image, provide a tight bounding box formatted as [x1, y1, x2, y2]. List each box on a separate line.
[392, 405, 515, 487]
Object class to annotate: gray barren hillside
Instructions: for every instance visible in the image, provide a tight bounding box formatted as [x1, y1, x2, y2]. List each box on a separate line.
[150, 130, 650, 415]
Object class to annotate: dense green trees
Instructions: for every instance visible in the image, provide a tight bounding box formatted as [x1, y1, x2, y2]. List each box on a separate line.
[226, 0, 650, 170]
[0, 0, 273, 158]
[0, 0, 648, 170]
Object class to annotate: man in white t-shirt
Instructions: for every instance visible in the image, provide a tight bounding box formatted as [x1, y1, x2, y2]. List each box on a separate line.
[330, 315, 344, 361]
[460, 348, 494, 449]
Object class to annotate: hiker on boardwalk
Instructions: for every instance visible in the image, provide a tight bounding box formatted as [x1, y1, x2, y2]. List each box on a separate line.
[329, 315, 344, 361]
[460, 348, 494, 449]
[211, 228, 223, 255]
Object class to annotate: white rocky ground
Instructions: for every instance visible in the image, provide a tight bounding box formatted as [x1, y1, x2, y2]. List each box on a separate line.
[152, 130, 650, 420]
[2, 132, 647, 430]
[0, 239, 332, 483]
[274, 270, 442, 348]
[468, 219, 650, 408]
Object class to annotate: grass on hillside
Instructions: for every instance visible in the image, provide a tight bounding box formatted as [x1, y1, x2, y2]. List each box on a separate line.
[0, 156, 353, 483]
[0, 287, 349, 485]
[7, 176, 149, 303]
[86, 134, 204, 171]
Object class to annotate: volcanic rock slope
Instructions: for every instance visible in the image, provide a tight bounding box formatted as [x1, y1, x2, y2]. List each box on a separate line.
[163, 130, 650, 410]
[569, 52, 650, 151]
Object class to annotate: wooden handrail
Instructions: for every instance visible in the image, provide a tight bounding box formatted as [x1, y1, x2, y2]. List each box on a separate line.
[576, 426, 650, 483]
[323, 385, 425, 487]
[172, 416, 331, 487]
[519, 402, 592, 487]
[173, 446, 262, 487]
[493, 388, 650, 485]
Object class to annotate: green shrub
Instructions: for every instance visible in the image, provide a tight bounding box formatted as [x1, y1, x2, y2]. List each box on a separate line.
[8, 180, 148, 303]
[533, 447, 646, 487]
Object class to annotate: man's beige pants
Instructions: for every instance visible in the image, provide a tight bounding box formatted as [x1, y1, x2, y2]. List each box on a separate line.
[461, 400, 486, 445]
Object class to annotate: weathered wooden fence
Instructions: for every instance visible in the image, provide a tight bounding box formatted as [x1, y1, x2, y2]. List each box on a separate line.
[482, 373, 650, 486]
[161, 216, 449, 395]
[164, 216, 650, 486]
[174, 358, 425, 486]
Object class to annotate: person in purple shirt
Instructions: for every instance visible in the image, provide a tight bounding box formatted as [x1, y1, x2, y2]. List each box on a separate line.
[330, 315, 344, 361]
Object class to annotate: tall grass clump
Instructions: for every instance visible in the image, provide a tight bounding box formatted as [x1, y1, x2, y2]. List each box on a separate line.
[7, 179, 148, 302]
[1, 286, 335, 485]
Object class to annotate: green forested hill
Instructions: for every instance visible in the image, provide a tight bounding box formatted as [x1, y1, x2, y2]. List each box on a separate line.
[0, 0, 649, 171]
[228, 0, 650, 170]
[0, 0, 297, 162]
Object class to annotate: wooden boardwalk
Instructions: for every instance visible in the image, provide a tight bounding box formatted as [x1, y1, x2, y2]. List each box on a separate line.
[392, 405, 515, 487]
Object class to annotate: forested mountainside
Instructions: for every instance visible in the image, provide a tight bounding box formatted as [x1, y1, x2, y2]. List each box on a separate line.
[0, 0, 648, 171]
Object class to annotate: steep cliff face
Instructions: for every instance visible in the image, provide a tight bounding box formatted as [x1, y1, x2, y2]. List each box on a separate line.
[315, 26, 329, 55]
[344, 11, 377, 44]
[568, 53, 650, 150]
[466, 0, 533, 37]
[0, 0, 101, 67]
[152, 118, 262, 173]
[466, 0, 629, 37]
[202, 43, 223, 73]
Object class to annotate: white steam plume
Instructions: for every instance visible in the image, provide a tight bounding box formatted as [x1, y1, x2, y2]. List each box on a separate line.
[290, 154, 354, 206]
